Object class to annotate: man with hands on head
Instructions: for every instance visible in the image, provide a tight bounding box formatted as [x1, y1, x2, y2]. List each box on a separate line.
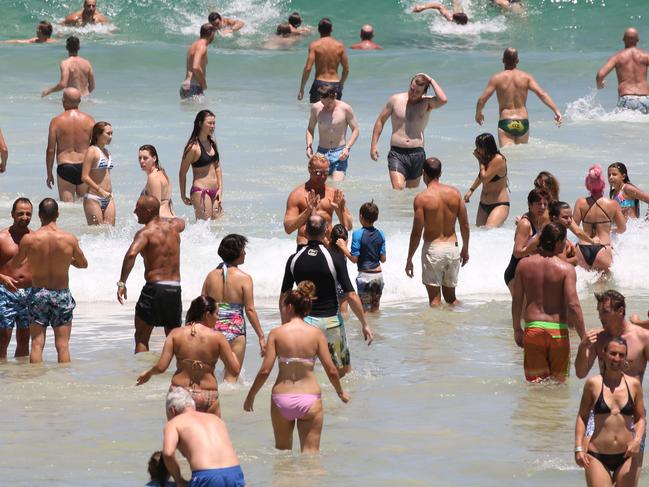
[371, 73, 447, 190]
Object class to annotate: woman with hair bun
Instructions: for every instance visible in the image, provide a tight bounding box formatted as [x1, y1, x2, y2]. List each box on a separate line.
[136, 295, 240, 419]
[573, 164, 626, 272]
[244, 280, 349, 453]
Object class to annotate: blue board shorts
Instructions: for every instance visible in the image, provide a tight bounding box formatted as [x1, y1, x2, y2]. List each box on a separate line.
[190, 465, 245, 487]
[28, 288, 75, 327]
[317, 145, 348, 174]
[618, 95, 649, 114]
[0, 286, 30, 329]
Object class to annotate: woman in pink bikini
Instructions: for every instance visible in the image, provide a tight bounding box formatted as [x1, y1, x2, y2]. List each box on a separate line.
[243, 281, 349, 453]
[179, 110, 223, 220]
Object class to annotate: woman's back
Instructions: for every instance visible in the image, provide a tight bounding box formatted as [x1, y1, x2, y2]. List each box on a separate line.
[272, 321, 322, 393]
[203, 266, 247, 304]
[171, 325, 221, 389]
[575, 196, 616, 243]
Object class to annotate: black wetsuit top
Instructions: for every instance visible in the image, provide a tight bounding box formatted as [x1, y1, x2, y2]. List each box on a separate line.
[281, 240, 354, 317]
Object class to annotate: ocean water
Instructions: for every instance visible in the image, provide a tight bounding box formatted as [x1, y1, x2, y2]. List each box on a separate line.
[1, 0, 649, 485]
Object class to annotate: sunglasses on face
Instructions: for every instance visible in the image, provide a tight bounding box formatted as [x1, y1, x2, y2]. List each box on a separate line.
[312, 169, 328, 177]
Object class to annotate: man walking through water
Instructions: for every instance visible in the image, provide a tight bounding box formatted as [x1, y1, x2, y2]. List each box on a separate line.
[42, 36, 95, 98]
[371, 73, 447, 190]
[475, 48, 562, 146]
[117, 196, 185, 353]
[180, 24, 215, 99]
[10, 198, 87, 363]
[298, 18, 349, 103]
[512, 222, 585, 382]
[405, 157, 469, 306]
[46, 88, 95, 202]
[596, 28, 649, 114]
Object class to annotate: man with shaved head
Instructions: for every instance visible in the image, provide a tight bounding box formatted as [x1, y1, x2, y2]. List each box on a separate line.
[62, 0, 110, 26]
[46, 87, 95, 202]
[350, 25, 382, 50]
[597, 28, 649, 114]
[117, 195, 186, 353]
[476, 48, 562, 146]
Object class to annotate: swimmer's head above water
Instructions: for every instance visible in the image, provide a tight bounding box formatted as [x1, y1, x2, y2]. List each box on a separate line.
[452, 13, 468, 25]
[276, 23, 292, 36]
[288, 12, 302, 29]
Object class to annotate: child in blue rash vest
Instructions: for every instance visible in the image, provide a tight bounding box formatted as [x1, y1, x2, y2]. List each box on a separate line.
[337, 201, 386, 312]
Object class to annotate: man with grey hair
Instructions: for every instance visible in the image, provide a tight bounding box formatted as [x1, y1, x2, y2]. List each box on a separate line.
[280, 214, 373, 377]
[164, 387, 244, 487]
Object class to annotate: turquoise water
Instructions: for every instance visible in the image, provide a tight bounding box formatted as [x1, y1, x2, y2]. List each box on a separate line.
[2, 1, 649, 485]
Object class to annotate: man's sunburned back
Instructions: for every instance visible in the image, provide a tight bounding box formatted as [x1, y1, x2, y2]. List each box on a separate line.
[0, 228, 31, 287]
[390, 93, 432, 148]
[312, 37, 344, 81]
[140, 219, 182, 282]
[613, 47, 649, 96]
[25, 226, 76, 289]
[53, 110, 94, 164]
[418, 183, 461, 242]
[62, 57, 93, 96]
[596, 325, 649, 382]
[518, 254, 570, 324]
[171, 411, 239, 470]
[493, 69, 532, 119]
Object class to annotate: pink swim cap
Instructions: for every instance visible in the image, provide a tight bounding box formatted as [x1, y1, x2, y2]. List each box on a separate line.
[585, 164, 605, 197]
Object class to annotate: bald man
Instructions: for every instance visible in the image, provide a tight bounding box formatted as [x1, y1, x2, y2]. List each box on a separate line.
[62, 0, 109, 26]
[476, 48, 562, 147]
[350, 25, 382, 50]
[46, 88, 95, 202]
[117, 196, 185, 353]
[597, 28, 649, 114]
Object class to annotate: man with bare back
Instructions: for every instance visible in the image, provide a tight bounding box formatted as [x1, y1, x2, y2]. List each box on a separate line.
[10, 198, 87, 363]
[475, 47, 562, 147]
[298, 18, 349, 103]
[46, 88, 95, 202]
[180, 24, 215, 99]
[597, 28, 649, 114]
[117, 196, 185, 353]
[370, 73, 448, 190]
[306, 84, 359, 181]
[42, 36, 95, 98]
[62, 0, 110, 26]
[284, 154, 352, 247]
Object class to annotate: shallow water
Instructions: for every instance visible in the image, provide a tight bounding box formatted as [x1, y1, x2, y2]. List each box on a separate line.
[2, 0, 649, 485]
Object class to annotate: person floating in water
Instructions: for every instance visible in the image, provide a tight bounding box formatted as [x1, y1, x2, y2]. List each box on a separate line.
[412, 1, 468, 25]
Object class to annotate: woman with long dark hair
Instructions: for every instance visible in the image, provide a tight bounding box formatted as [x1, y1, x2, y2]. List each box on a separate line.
[464, 133, 509, 227]
[139, 144, 174, 219]
[81, 121, 115, 225]
[137, 295, 240, 419]
[179, 110, 223, 220]
[608, 162, 649, 220]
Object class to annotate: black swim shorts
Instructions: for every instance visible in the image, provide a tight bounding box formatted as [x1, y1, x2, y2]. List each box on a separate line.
[387, 146, 426, 181]
[135, 282, 182, 329]
[56, 163, 84, 185]
[309, 79, 342, 103]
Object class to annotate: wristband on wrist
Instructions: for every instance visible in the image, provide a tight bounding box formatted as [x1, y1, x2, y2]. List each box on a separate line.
[117, 281, 126, 288]
[574, 446, 584, 453]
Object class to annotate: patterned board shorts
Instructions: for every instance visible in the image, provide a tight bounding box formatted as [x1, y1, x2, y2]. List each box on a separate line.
[0, 286, 30, 329]
[28, 288, 75, 327]
[304, 314, 350, 368]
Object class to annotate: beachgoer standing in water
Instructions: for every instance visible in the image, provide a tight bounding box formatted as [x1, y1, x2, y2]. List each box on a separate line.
[350, 25, 383, 50]
[180, 24, 215, 99]
[10, 198, 87, 363]
[405, 157, 469, 306]
[371, 73, 447, 190]
[117, 196, 185, 353]
[42, 36, 95, 98]
[512, 222, 585, 382]
[298, 18, 349, 103]
[596, 28, 649, 114]
[46, 88, 95, 202]
[0, 198, 33, 359]
[475, 48, 562, 146]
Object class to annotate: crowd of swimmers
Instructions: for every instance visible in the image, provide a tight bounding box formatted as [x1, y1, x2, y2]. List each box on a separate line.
[2, 2, 649, 486]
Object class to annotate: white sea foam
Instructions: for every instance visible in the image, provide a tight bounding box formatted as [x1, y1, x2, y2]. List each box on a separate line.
[565, 90, 649, 123]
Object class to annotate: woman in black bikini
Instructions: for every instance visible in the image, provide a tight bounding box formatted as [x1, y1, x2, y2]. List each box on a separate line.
[179, 110, 223, 220]
[464, 133, 509, 228]
[575, 337, 645, 487]
[573, 164, 626, 272]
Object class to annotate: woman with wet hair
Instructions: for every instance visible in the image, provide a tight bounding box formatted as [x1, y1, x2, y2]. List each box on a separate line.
[244, 281, 349, 453]
[608, 162, 649, 220]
